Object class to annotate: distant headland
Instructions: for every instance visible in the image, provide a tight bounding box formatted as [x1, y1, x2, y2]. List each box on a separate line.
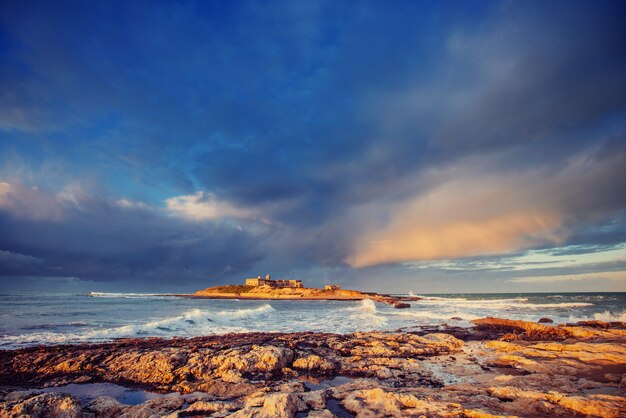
[188, 274, 419, 308]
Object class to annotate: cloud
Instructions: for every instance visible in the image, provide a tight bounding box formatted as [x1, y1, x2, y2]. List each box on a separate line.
[0, 181, 269, 289]
[0, 181, 64, 221]
[165, 191, 256, 221]
[508, 270, 626, 284]
[347, 147, 626, 267]
[0, 249, 44, 275]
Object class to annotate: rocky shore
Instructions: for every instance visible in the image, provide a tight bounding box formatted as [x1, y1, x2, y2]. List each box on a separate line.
[1, 318, 625, 417]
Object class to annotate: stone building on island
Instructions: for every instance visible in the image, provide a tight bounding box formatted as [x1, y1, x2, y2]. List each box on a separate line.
[245, 274, 304, 288]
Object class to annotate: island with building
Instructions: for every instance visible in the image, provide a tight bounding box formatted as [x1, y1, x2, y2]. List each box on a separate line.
[191, 274, 417, 308]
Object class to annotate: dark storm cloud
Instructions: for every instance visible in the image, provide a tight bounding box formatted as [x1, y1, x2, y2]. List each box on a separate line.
[0, 0, 625, 289]
[0, 183, 268, 288]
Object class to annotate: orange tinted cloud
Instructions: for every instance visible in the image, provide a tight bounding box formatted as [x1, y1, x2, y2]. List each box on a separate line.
[346, 149, 625, 268]
[348, 211, 564, 267]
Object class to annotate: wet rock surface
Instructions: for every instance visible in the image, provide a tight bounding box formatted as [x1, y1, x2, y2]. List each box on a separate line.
[1, 319, 624, 417]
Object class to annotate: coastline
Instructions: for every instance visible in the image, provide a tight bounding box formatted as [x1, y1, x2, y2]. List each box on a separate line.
[1, 317, 624, 417]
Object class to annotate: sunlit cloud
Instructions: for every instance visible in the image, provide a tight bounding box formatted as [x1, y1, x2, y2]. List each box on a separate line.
[165, 191, 256, 221]
[347, 149, 626, 267]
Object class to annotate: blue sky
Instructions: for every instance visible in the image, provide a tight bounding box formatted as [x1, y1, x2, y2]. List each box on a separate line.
[1, 0, 625, 293]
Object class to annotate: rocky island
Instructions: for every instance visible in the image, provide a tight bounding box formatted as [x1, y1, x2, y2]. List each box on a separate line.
[189, 275, 418, 308]
[1, 317, 624, 417]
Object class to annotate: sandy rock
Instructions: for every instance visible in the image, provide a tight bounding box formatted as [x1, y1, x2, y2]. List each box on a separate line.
[102, 349, 182, 386]
[305, 410, 336, 418]
[1, 392, 82, 418]
[86, 396, 128, 417]
[338, 387, 485, 417]
[300, 389, 327, 410]
[557, 393, 626, 417]
[183, 400, 238, 413]
[472, 317, 571, 341]
[261, 393, 301, 417]
[277, 381, 305, 392]
[489, 386, 626, 417]
[211, 345, 294, 378]
[230, 392, 301, 418]
[117, 397, 185, 418]
[221, 369, 246, 383]
[293, 355, 337, 374]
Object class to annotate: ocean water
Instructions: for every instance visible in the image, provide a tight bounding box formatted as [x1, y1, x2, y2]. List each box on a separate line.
[0, 292, 624, 349]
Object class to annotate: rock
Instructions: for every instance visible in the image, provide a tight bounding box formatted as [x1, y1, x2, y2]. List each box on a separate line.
[393, 302, 411, 309]
[1, 392, 83, 418]
[471, 317, 572, 341]
[87, 396, 128, 417]
[117, 397, 185, 418]
[450, 317, 463, 321]
[293, 355, 337, 374]
[221, 369, 246, 383]
[231, 392, 301, 418]
[183, 400, 238, 414]
[337, 386, 492, 417]
[1, 319, 625, 418]
[488, 386, 626, 417]
[538, 317, 554, 323]
[211, 345, 294, 378]
[261, 393, 301, 417]
[305, 410, 336, 418]
[301, 390, 327, 410]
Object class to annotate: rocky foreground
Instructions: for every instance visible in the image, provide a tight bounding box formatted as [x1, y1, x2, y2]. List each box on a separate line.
[0, 318, 625, 417]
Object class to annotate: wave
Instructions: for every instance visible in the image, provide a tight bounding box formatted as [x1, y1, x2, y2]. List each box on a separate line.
[592, 310, 626, 322]
[572, 295, 610, 301]
[412, 298, 592, 309]
[23, 322, 91, 330]
[385, 310, 479, 322]
[134, 305, 276, 333]
[88, 292, 177, 300]
[413, 295, 468, 301]
[359, 299, 377, 313]
[338, 299, 387, 327]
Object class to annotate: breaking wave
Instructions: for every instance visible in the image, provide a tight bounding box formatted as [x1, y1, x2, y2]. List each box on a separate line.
[359, 299, 377, 313]
[592, 310, 626, 322]
[0, 305, 276, 349]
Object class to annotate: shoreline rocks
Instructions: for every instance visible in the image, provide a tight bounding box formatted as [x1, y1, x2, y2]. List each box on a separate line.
[1, 318, 624, 417]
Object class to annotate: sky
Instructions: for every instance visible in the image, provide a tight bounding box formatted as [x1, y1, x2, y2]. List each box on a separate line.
[1, 0, 625, 293]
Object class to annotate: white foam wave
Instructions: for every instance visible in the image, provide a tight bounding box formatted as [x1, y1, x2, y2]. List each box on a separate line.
[592, 310, 626, 322]
[414, 295, 468, 301]
[88, 292, 177, 300]
[359, 299, 377, 313]
[413, 298, 591, 309]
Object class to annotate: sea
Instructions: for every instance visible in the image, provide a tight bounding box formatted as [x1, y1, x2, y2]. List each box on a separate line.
[1, 292, 625, 350]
